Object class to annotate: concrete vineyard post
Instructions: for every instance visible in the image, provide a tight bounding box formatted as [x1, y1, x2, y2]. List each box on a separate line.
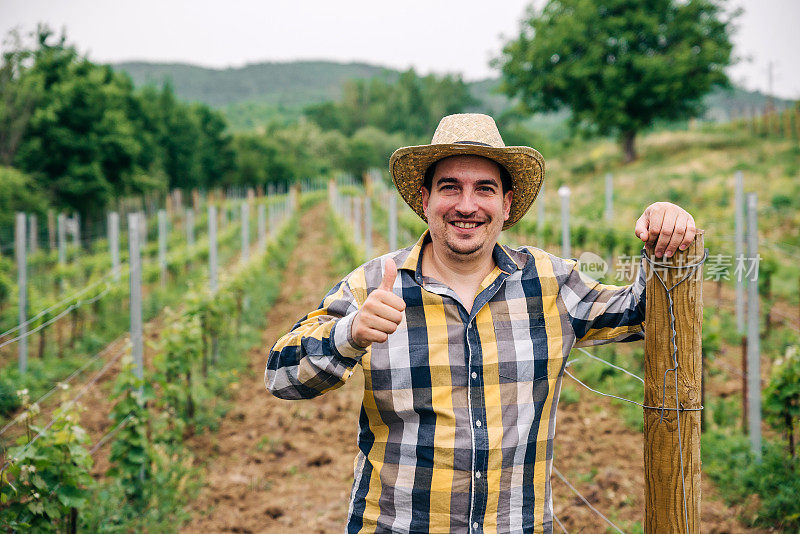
[158, 209, 167, 288]
[128, 213, 144, 393]
[208, 205, 218, 294]
[258, 204, 266, 253]
[537, 188, 545, 246]
[746, 193, 761, 459]
[15, 213, 28, 374]
[354, 197, 362, 246]
[558, 185, 571, 259]
[27, 214, 37, 254]
[241, 201, 250, 263]
[186, 207, 195, 248]
[72, 213, 80, 251]
[364, 196, 372, 260]
[734, 171, 745, 334]
[58, 213, 66, 264]
[389, 192, 398, 252]
[109, 212, 120, 282]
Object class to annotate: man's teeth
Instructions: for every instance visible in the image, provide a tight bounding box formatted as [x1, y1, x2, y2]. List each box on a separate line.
[452, 222, 479, 229]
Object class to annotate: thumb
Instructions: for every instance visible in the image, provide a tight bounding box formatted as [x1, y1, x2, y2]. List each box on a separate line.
[379, 258, 397, 292]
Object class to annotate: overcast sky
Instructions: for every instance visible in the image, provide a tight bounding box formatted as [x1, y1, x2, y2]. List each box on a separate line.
[1, 0, 798, 99]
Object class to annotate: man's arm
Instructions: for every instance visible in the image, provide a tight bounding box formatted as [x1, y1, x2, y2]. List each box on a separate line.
[560, 202, 696, 347]
[265, 277, 366, 399]
[265, 258, 404, 400]
[559, 259, 647, 347]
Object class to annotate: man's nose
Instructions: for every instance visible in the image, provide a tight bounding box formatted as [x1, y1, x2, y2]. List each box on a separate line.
[455, 191, 478, 215]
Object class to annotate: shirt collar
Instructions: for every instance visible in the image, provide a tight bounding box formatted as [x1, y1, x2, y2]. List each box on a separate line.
[400, 229, 522, 279]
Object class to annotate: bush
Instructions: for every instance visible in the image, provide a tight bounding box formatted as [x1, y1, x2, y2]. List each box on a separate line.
[704, 431, 800, 529]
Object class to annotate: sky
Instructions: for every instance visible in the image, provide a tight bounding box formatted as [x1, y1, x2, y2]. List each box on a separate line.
[1, 0, 798, 100]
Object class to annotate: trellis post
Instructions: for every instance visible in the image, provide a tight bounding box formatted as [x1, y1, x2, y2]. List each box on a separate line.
[643, 232, 704, 533]
[558, 186, 571, 258]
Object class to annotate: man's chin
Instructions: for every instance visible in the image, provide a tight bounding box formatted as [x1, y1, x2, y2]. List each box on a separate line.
[445, 238, 484, 256]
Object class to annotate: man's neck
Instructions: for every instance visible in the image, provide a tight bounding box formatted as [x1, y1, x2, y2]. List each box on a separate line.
[420, 238, 497, 311]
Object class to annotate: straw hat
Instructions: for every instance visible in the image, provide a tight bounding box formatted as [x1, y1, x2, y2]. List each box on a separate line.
[389, 113, 545, 230]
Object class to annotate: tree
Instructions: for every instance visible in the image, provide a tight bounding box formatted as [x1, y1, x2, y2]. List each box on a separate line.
[497, 0, 735, 162]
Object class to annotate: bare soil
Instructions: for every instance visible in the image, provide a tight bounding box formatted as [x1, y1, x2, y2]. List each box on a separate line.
[183, 206, 765, 533]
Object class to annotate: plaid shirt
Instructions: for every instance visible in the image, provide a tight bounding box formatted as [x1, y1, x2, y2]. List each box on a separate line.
[266, 231, 646, 534]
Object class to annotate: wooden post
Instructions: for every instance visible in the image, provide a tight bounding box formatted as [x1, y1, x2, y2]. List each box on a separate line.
[643, 231, 704, 534]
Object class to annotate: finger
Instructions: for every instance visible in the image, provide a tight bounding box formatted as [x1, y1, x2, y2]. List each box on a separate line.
[371, 304, 404, 325]
[352, 328, 387, 347]
[664, 214, 688, 258]
[679, 217, 697, 251]
[361, 330, 389, 344]
[378, 292, 407, 312]
[646, 206, 666, 249]
[634, 212, 649, 242]
[380, 258, 398, 292]
[361, 315, 401, 335]
[654, 208, 678, 257]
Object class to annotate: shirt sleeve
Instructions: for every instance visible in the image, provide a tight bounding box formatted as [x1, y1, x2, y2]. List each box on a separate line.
[558, 257, 646, 348]
[265, 275, 368, 399]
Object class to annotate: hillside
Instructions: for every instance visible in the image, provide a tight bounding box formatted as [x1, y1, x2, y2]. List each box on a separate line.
[114, 60, 394, 108]
[111, 60, 795, 132]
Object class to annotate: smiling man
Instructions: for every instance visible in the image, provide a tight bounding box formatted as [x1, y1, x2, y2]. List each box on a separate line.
[266, 114, 696, 534]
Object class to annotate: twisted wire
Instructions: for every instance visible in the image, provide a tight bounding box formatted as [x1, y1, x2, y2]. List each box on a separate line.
[552, 466, 624, 534]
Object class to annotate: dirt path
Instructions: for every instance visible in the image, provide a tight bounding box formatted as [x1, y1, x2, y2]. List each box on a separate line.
[183, 203, 364, 533]
[184, 205, 761, 533]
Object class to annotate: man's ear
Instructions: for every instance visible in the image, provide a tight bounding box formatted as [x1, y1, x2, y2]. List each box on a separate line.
[503, 190, 513, 220]
[421, 186, 430, 212]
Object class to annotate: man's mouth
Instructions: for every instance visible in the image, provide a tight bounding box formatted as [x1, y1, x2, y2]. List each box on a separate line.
[450, 221, 484, 229]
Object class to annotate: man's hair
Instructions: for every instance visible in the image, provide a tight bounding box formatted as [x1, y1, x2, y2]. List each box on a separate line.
[423, 156, 513, 193]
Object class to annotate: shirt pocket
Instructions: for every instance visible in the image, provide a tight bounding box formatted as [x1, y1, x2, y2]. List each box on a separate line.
[493, 311, 552, 382]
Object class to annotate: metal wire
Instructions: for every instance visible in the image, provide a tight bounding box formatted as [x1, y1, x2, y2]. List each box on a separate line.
[552, 466, 624, 534]
[0, 282, 113, 350]
[564, 369, 702, 412]
[573, 347, 644, 384]
[553, 512, 569, 534]
[0, 340, 128, 437]
[89, 414, 133, 456]
[0, 268, 123, 340]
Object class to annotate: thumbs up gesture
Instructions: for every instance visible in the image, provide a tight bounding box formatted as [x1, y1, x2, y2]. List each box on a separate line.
[351, 259, 406, 348]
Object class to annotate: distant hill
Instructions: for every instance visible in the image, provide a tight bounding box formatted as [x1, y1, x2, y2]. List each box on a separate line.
[114, 60, 395, 108]
[111, 60, 795, 132]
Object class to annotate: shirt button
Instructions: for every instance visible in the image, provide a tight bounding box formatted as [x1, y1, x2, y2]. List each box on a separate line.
[471, 372, 477, 379]
[475, 471, 481, 479]
[473, 522, 480, 530]
[475, 420, 482, 427]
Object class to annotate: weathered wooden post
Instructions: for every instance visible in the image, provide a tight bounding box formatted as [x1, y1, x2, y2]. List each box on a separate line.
[643, 231, 705, 534]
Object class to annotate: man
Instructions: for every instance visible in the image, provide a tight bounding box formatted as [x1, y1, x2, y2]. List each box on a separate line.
[266, 114, 696, 533]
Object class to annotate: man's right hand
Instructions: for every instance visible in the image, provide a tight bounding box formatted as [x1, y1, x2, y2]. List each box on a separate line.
[351, 259, 406, 348]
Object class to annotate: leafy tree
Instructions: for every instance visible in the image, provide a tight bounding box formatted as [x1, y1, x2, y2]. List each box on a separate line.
[304, 69, 477, 139]
[11, 27, 145, 217]
[497, 0, 735, 161]
[0, 166, 49, 230]
[0, 29, 44, 166]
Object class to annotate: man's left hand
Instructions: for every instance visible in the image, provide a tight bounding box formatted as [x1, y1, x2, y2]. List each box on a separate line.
[634, 202, 697, 258]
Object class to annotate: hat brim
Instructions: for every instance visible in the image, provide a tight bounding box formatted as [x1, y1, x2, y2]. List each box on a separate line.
[389, 143, 545, 230]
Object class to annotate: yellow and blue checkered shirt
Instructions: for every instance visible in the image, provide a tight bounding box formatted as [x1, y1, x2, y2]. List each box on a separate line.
[266, 231, 646, 534]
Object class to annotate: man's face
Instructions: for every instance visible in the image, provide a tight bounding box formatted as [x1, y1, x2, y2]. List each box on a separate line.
[421, 155, 513, 260]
